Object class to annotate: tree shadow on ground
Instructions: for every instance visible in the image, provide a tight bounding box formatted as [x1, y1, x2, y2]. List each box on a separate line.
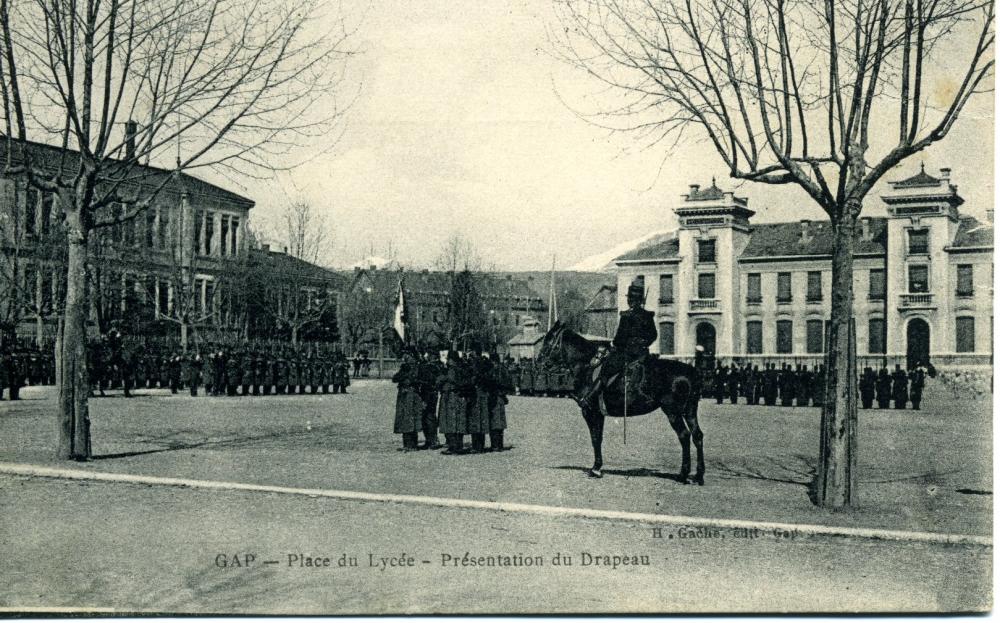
[553, 465, 688, 483]
[91, 424, 352, 460]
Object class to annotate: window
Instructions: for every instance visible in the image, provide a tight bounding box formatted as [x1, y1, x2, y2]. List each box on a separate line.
[746, 321, 763, 354]
[956, 317, 975, 352]
[230, 217, 239, 255]
[868, 269, 885, 300]
[220, 216, 230, 257]
[908, 264, 929, 293]
[697, 273, 716, 299]
[194, 211, 203, 254]
[807, 271, 823, 302]
[746, 273, 761, 303]
[40, 193, 53, 236]
[205, 212, 214, 255]
[659, 322, 675, 355]
[24, 187, 37, 235]
[697, 239, 716, 263]
[957, 264, 974, 296]
[868, 318, 885, 354]
[806, 319, 824, 353]
[908, 229, 929, 255]
[157, 208, 169, 249]
[658, 274, 674, 304]
[777, 272, 792, 303]
[776, 319, 793, 353]
[157, 281, 169, 316]
[145, 208, 156, 248]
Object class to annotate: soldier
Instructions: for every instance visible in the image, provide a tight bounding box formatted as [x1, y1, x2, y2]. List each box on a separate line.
[762, 363, 778, 406]
[909, 363, 926, 410]
[0, 343, 8, 400]
[579, 283, 656, 406]
[779, 364, 795, 407]
[392, 351, 425, 451]
[289, 353, 302, 394]
[274, 352, 287, 395]
[727, 363, 740, 404]
[334, 352, 350, 394]
[796, 365, 812, 407]
[891, 364, 908, 409]
[224, 350, 237, 396]
[489, 353, 514, 451]
[352, 352, 362, 379]
[237, 352, 250, 395]
[418, 349, 443, 449]
[7, 350, 22, 400]
[311, 356, 323, 394]
[875, 367, 892, 409]
[467, 352, 492, 453]
[859, 366, 876, 409]
[187, 351, 203, 396]
[438, 351, 472, 455]
[712, 362, 725, 404]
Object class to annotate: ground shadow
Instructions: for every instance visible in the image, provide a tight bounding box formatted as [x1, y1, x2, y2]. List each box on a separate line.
[553, 465, 687, 483]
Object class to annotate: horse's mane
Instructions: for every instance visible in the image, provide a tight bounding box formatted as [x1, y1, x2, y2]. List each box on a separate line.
[556, 323, 598, 358]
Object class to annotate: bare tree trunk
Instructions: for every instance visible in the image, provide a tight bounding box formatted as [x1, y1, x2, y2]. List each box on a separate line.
[57, 207, 91, 461]
[815, 211, 859, 508]
[35, 313, 43, 347]
[180, 322, 188, 352]
[291, 325, 298, 345]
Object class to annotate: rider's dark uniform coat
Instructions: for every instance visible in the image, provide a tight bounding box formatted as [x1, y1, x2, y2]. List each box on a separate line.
[613, 308, 657, 357]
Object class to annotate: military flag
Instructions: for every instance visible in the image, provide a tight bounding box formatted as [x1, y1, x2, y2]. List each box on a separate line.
[393, 279, 408, 343]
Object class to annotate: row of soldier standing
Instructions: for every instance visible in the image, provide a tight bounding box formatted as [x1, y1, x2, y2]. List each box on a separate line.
[711, 362, 827, 407]
[393, 349, 513, 454]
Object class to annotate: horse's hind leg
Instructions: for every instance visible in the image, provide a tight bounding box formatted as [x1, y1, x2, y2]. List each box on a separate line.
[686, 399, 705, 486]
[662, 406, 691, 484]
[581, 406, 605, 478]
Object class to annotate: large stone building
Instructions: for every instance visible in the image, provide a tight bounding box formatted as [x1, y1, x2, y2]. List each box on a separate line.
[608, 167, 993, 369]
[0, 138, 320, 344]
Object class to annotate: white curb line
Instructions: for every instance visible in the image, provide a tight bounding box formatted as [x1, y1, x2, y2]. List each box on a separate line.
[0, 462, 991, 547]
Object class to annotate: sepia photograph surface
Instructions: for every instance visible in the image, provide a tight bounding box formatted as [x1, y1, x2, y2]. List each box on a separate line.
[0, 0, 994, 615]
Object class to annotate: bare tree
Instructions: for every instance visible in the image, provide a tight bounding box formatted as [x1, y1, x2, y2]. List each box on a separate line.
[0, 0, 352, 460]
[553, 0, 993, 508]
[283, 200, 330, 264]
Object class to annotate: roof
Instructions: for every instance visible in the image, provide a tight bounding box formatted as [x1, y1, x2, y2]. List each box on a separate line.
[614, 233, 680, 262]
[951, 216, 994, 249]
[739, 218, 888, 258]
[250, 249, 348, 289]
[894, 164, 941, 188]
[0, 136, 255, 208]
[350, 268, 546, 303]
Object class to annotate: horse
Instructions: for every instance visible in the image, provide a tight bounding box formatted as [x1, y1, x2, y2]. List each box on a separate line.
[538, 321, 705, 485]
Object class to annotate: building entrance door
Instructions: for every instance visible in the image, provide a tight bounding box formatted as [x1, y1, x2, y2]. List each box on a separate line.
[906, 318, 930, 370]
[696, 322, 716, 358]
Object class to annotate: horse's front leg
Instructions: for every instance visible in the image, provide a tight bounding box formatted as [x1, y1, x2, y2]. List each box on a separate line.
[582, 405, 605, 478]
[688, 401, 705, 486]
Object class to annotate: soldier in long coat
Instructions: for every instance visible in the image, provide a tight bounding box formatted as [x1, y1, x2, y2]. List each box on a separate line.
[891, 364, 908, 409]
[438, 352, 473, 455]
[392, 352, 425, 450]
[812, 365, 826, 407]
[909, 365, 926, 410]
[187, 352, 203, 396]
[275, 354, 289, 394]
[418, 351, 443, 449]
[762, 363, 778, 406]
[240, 353, 254, 395]
[796, 365, 812, 407]
[467, 353, 492, 453]
[875, 367, 892, 408]
[726, 364, 740, 404]
[289, 355, 302, 394]
[489, 355, 514, 451]
[334, 353, 350, 393]
[859, 366, 876, 409]
[779, 365, 795, 406]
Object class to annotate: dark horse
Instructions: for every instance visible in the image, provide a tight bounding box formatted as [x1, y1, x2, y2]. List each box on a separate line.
[538, 321, 705, 485]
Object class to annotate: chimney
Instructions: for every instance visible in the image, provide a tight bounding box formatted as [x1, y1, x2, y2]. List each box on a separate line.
[799, 219, 811, 243]
[939, 167, 951, 181]
[987, 209, 994, 223]
[261, 243, 270, 253]
[688, 184, 700, 196]
[282, 246, 288, 254]
[124, 120, 138, 161]
[861, 217, 872, 241]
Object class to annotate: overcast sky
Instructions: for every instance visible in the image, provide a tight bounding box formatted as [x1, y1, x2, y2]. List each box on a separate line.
[224, 0, 995, 271]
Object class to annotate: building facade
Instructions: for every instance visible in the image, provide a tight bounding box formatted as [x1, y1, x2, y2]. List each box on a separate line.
[0, 138, 255, 343]
[611, 167, 993, 369]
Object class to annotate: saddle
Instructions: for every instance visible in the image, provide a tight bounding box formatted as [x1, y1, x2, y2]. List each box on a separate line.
[592, 354, 653, 401]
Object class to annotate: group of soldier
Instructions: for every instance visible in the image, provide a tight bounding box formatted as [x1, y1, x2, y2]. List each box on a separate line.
[86, 333, 352, 398]
[708, 360, 929, 410]
[0, 344, 55, 400]
[859, 363, 928, 410]
[392, 349, 514, 454]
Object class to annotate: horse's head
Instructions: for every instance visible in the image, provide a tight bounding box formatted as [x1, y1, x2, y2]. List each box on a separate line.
[538, 320, 564, 363]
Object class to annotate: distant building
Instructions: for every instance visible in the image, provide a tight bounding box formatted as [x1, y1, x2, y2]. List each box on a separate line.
[610, 167, 993, 368]
[583, 283, 617, 338]
[345, 268, 547, 352]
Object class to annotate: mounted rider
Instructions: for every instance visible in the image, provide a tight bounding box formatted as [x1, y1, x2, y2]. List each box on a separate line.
[577, 282, 657, 406]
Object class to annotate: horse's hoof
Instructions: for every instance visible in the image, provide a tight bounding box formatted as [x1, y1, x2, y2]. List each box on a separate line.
[694, 476, 705, 486]
[588, 469, 603, 479]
